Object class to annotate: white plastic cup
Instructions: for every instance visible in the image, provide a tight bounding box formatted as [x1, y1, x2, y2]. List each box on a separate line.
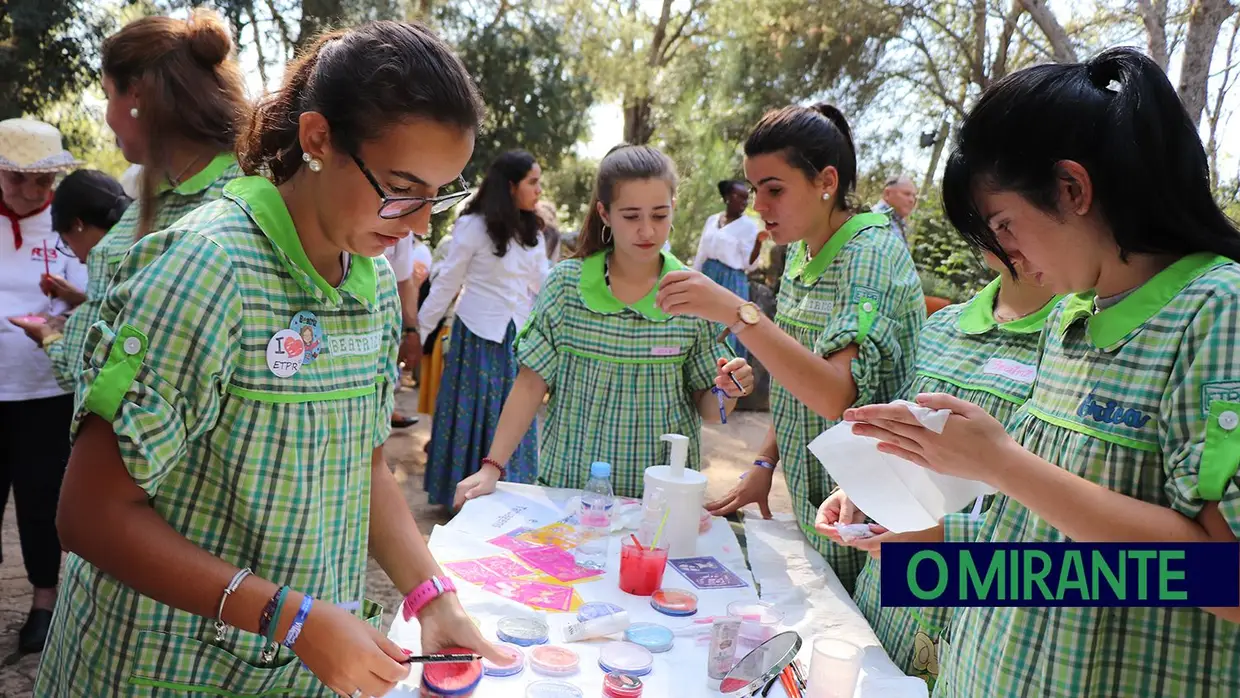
[806, 637, 862, 698]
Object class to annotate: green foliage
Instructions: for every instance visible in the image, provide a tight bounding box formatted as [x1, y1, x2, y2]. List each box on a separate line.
[541, 153, 598, 237]
[437, 8, 594, 184]
[42, 91, 130, 177]
[907, 191, 992, 302]
[0, 0, 113, 120]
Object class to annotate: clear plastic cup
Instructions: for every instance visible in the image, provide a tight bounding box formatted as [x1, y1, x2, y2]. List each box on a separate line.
[619, 539, 668, 596]
[806, 637, 862, 698]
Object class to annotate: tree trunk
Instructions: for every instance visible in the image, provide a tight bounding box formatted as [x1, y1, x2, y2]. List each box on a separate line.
[1178, 0, 1237, 128]
[297, 0, 346, 49]
[1207, 16, 1239, 187]
[922, 119, 950, 194]
[1020, 0, 1077, 63]
[623, 96, 654, 145]
[1136, 0, 1172, 70]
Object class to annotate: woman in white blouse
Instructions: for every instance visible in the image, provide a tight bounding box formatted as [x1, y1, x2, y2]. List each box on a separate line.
[418, 150, 547, 506]
[691, 179, 764, 359]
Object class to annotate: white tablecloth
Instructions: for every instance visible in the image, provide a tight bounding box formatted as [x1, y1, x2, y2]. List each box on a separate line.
[743, 512, 929, 698]
[388, 483, 767, 697]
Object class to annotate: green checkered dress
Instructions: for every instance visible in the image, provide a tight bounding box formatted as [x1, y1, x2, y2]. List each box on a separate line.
[770, 213, 923, 594]
[36, 176, 400, 697]
[850, 279, 1061, 686]
[934, 253, 1240, 698]
[44, 153, 242, 392]
[516, 250, 721, 498]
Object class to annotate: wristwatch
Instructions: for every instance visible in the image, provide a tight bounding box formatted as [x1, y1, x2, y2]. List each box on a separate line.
[729, 302, 761, 335]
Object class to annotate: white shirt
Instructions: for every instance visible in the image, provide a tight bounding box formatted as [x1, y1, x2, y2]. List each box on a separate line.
[692, 212, 762, 273]
[418, 214, 549, 344]
[383, 236, 415, 282]
[0, 206, 78, 401]
[411, 241, 432, 282]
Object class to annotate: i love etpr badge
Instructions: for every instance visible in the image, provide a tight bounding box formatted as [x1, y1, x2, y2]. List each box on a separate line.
[267, 328, 305, 378]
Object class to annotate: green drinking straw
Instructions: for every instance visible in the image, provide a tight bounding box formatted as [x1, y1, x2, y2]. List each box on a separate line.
[650, 506, 672, 549]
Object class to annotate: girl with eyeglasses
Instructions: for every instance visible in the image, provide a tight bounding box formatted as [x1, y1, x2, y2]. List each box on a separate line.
[417, 150, 549, 507]
[38, 20, 503, 698]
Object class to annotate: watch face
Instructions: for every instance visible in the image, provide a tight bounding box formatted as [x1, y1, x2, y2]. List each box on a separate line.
[739, 303, 761, 324]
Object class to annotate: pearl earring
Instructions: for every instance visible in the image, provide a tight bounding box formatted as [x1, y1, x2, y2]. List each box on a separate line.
[821, 192, 830, 201]
[129, 107, 139, 119]
[302, 152, 323, 172]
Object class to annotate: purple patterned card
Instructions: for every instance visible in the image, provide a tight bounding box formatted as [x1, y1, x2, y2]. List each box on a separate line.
[669, 556, 749, 589]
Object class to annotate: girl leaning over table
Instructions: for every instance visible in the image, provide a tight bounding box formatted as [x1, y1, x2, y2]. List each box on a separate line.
[36, 21, 504, 698]
[656, 104, 925, 593]
[816, 248, 1062, 688]
[12, 10, 248, 391]
[454, 144, 754, 506]
[844, 48, 1240, 698]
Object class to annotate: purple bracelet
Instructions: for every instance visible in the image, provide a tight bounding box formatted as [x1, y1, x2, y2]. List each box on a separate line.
[282, 594, 314, 649]
[711, 387, 728, 424]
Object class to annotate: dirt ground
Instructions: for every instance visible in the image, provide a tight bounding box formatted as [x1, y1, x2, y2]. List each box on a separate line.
[0, 388, 791, 696]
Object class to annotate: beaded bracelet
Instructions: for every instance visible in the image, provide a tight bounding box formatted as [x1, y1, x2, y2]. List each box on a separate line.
[282, 594, 314, 649]
[481, 457, 505, 475]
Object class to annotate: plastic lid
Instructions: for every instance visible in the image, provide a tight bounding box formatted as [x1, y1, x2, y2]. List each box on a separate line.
[530, 645, 580, 676]
[421, 646, 482, 696]
[598, 641, 654, 677]
[497, 616, 550, 646]
[591, 461, 612, 479]
[481, 642, 526, 678]
[603, 672, 645, 698]
[577, 601, 625, 622]
[526, 680, 584, 698]
[624, 622, 674, 653]
[650, 588, 699, 616]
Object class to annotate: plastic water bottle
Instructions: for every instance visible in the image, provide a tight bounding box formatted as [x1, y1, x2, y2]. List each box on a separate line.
[575, 461, 614, 570]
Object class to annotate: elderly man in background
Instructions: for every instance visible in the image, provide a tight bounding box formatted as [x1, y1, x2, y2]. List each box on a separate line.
[872, 173, 918, 244]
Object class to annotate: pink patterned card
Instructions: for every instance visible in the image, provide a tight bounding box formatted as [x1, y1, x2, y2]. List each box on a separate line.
[488, 531, 543, 552]
[483, 579, 576, 612]
[475, 555, 536, 578]
[443, 560, 507, 586]
[514, 545, 603, 583]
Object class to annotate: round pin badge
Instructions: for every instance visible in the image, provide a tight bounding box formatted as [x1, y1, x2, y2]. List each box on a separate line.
[289, 311, 324, 364]
[266, 329, 305, 378]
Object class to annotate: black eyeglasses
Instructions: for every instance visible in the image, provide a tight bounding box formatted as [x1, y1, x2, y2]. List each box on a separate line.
[351, 154, 471, 220]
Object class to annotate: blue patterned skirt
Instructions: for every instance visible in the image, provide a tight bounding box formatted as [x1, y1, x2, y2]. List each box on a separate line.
[425, 320, 538, 506]
[702, 258, 751, 361]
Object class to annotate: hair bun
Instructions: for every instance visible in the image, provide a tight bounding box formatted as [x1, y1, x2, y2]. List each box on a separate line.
[185, 9, 233, 66]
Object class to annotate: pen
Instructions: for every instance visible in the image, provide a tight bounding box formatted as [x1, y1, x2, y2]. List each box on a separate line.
[715, 330, 748, 396]
[399, 653, 481, 665]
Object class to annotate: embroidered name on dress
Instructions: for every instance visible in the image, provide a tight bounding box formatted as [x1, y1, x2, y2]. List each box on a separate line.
[851, 285, 881, 304]
[328, 331, 383, 357]
[799, 298, 834, 315]
[1076, 394, 1151, 429]
[650, 346, 682, 357]
[982, 358, 1036, 385]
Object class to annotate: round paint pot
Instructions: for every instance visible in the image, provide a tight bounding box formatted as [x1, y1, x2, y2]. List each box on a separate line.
[497, 616, 550, 646]
[650, 588, 698, 617]
[525, 680, 584, 698]
[576, 601, 625, 622]
[603, 671, 644, 698]
[481, 642, 526, 678]
[623, 622, 674, 653]
[598, 641, 654, 677]
[530, 645, 580, 676]
[420, 646, 482, 698]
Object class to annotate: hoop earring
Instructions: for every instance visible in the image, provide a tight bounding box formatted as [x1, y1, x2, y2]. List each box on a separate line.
[601, 225, 612, 245]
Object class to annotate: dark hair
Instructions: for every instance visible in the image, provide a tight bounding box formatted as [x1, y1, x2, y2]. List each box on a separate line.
[240, 20, 485, 185]
[717, 179, 745, 199]
[943, 46, 1240, 270]
[744, 103, 858, 211]
[102, 9, 248, 237]
[573, 144, 678, 259]
[461, 150, 541, 257]
[51, 170, 132, 234]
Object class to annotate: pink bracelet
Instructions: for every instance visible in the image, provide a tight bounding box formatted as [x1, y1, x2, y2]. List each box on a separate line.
[401, 575, 457, 621]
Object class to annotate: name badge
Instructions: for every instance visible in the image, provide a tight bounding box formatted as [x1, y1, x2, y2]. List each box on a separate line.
[982, 358, 1036, 384]
[267, 329, 305, 378]
[651, 346, 682, 357]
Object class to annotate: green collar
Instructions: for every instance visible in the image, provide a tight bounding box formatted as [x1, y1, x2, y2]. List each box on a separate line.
[222, 176, 377, 308]
[956, 278, 1064, 335]
[578, 249, 683, 322]
[159, 153, 237, 196]
[786, 212, 888, 283]
[1057, 252, 1229, 349]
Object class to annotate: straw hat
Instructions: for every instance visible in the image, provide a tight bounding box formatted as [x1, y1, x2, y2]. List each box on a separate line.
[0, 118, 80, 173]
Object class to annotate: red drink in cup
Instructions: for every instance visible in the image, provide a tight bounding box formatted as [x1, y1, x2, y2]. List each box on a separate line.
[619, 539, 668, 596]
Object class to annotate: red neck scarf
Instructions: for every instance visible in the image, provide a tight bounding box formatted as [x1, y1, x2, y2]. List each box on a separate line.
[0, 194, 52, 250]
